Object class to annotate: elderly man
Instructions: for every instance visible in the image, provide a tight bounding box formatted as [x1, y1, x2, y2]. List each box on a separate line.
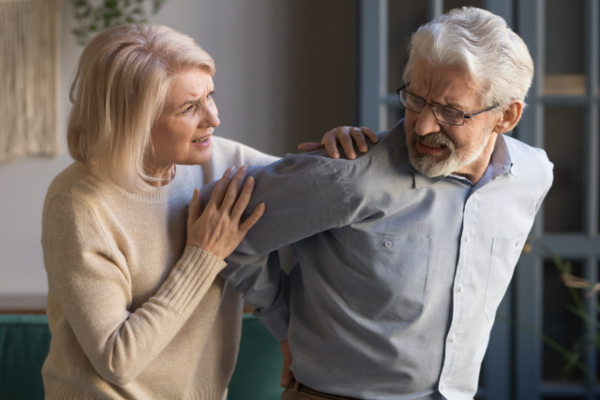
[211, 7, 553, 400]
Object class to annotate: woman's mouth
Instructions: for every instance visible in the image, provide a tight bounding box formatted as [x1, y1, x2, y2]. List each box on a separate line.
[191, 135, 211, 147]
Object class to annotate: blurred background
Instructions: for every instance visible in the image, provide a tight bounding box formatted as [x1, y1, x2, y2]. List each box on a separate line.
[0, 0, 599, 399]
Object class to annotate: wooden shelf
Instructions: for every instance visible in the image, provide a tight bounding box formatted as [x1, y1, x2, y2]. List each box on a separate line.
[544, 74, 586, 95]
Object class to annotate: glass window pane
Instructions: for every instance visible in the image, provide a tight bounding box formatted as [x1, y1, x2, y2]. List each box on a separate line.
[543, 107, 585, 233]
[443, 0, 482, 14]
[544, 0, 586, 95]
[387, 0, 428, 94]
[387, 106, 405, 130]
[543, 260, 585, 384]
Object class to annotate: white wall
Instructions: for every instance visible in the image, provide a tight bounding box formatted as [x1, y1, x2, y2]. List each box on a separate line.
[0, 0, 354, 308]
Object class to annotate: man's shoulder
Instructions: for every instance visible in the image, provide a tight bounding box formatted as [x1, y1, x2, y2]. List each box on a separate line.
[503, 134, 553, 188]
[294, 122, 409, 174]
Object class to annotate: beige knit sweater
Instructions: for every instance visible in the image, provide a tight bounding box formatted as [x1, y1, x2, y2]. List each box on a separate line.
[41, 137, 278, 400]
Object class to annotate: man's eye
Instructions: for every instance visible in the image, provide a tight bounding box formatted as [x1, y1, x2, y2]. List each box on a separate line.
[407, 95, 423, 108]
[437, 106, 461, 119]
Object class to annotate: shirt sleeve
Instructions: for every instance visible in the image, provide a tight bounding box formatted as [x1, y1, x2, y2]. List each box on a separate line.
[42, 193, 226, 386]
[202, 152, 354, 340]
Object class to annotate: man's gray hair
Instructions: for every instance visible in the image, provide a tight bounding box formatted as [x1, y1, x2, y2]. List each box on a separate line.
[402, 7, 534, 108]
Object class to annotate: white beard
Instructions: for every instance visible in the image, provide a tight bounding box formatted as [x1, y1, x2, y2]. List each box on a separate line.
[407, 129, 492, 178]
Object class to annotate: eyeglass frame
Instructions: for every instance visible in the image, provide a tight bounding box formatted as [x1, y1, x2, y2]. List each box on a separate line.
[396, 82, 499, 126]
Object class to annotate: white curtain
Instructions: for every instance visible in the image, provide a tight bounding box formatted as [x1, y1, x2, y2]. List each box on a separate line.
[0, 0, 61, 163]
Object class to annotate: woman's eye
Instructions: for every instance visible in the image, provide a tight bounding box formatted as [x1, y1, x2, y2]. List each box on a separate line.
[183, 105, 195, 114]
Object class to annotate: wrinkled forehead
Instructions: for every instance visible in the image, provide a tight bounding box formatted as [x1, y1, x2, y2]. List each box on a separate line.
[164, 67, 214, 108]
[410, 56, 485, 107]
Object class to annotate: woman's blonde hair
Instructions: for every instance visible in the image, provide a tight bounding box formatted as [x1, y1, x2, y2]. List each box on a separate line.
[67, 24, 215, 192]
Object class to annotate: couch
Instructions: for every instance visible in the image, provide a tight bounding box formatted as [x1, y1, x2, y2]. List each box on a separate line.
[0, 313, 282, 400]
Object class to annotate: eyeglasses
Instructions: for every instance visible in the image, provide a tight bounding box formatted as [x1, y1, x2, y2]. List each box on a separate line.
[396, 83, 499, 126]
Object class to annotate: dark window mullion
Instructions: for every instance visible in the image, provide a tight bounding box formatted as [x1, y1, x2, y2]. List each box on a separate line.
[584, 0, 599, 237]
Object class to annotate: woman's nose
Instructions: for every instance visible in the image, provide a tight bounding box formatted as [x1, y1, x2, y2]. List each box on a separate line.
[199, 105, 220, 128]
[414, 104, 441, 136]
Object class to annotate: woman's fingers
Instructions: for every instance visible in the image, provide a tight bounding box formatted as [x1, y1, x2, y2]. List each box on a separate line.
[188, 188, 202, 224]
[220, 166, 247, 212]
[209, 166, 236, 208]
[297, 142, 324, 153]
[240, 202, 265, 233]
[230, 175, 255, 220]
[321, 128, 342, 159]
[331, 127, 356, 159]
[359, 126, 379, 144]
[349, 127, 368, 154]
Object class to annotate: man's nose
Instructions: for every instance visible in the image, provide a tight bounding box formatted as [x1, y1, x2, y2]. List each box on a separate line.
[414, 104, 441, 136]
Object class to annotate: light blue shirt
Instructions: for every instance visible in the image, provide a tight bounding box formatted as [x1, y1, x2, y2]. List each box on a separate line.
[212, 120, 553, 400]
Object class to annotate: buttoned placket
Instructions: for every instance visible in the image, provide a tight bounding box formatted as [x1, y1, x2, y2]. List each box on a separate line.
[438, 188, 480, 396]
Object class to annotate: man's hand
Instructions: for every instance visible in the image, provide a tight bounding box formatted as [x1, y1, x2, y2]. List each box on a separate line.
[279, 340, 294, 388]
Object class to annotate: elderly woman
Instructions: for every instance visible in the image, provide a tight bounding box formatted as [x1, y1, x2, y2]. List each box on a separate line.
[41, 24, 374, 399]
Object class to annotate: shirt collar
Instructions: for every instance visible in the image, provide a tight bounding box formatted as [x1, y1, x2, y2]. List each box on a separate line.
[410, 132, 515, 190]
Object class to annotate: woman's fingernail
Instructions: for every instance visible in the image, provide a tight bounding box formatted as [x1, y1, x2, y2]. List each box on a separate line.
[248, 176, 254, 185]
[361, 146, 367, 152]
[333, 152, 339, 159]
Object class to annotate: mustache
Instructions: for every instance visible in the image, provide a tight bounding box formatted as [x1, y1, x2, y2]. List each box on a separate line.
[415, 131, 455, 150]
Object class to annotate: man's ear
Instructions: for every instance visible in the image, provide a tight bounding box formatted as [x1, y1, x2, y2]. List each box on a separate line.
[493, 101, 523, 134]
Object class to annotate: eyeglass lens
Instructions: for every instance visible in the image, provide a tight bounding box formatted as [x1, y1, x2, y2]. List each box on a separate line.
[399, 90, 464, 125]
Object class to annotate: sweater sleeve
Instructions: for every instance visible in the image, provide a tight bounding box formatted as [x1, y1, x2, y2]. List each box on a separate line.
[42, 193, 225, 386]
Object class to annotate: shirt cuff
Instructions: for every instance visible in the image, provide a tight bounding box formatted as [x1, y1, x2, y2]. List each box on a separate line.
[254, 302, 290, 341]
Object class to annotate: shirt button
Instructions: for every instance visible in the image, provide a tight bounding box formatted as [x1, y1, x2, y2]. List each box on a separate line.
[465, 235, 470, 242]
[450, 335, 456, 343]
[440, 383, 445, 390]
[384, 241, 392, 248]
[458, 284, 463, 293]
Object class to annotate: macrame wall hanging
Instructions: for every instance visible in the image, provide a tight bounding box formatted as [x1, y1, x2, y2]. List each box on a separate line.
[0, 0, 61, 163]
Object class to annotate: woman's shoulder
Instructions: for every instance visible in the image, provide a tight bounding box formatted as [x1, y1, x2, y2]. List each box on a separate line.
[211, 136, 280, 168]
[44, 162, 108, 210]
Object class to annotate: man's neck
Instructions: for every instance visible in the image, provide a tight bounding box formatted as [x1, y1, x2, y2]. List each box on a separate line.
[451, 134, 498, 184]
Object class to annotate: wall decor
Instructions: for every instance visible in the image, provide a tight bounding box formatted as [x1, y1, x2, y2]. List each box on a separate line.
[71, 0, 167, 46]
[0, 0, 61, 163]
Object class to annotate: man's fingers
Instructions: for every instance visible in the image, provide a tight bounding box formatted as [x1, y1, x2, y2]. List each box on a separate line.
[220, 166, 247, 212]
[279, 340, 294, 388]
[280, 368, 294, 388]
[360, 126, 379, 143]
[240, 202, 265, 233]
[350, 127, 369, 153]
[298, 142, 324, 153]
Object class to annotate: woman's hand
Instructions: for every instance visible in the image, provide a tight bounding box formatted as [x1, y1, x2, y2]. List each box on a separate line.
[186, 166, 265, 259]
[298, 126, 378, 159]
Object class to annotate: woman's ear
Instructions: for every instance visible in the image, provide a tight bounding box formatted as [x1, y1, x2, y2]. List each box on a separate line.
[493, 101, 523, 134]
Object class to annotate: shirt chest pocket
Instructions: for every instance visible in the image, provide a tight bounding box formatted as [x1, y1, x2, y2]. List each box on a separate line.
[483, 236, 527, 319]
[342, 230, 431, 322]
